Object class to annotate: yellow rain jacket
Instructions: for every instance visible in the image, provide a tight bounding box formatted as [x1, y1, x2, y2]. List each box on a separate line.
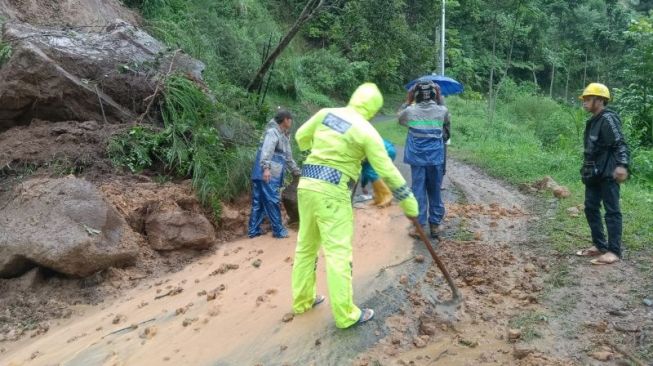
[291, 83, 417, 328]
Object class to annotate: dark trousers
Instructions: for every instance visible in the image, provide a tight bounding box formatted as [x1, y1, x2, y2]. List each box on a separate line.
[584, 179, 622, 256]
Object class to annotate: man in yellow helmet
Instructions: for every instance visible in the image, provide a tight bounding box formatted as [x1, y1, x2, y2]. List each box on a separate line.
[576, 83, 629, 265]
[291, 83, 419, 328]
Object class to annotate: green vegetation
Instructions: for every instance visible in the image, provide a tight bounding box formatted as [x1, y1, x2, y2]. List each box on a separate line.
[107, 0, 653, 225]
[509, 310, 548, 341]
[0, 41, 11, 66]
[109, 75, 257, 217]
[544, 261, 577, 289]
[375, 86, 653, 251]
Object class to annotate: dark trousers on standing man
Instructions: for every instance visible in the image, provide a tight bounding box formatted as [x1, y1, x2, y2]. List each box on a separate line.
[584, 179, 622, 257]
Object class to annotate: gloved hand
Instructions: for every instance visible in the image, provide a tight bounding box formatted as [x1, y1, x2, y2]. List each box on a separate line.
[399, 193, 418, 218]
[372, 179, 393, 207]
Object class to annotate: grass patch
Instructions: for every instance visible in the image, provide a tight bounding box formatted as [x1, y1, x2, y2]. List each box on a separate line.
[373, 118, 405, 147]
[448, 95, 653, 252]
[449, 219, 475, 241]
[550, 295, 577, 314]
[373, 95, 653, 253]
[544, 260, 578, 289]
[509, 310, 548, 341]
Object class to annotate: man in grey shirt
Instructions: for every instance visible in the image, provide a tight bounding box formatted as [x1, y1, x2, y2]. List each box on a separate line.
[248, 109, 300, 238]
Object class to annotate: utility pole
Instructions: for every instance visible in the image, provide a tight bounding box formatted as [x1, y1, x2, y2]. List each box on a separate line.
[440, 0, 445, 75]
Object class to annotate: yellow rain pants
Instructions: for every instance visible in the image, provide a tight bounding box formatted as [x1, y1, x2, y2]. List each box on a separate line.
[292, 186, 359, 328]
[291, 83, 418, 328]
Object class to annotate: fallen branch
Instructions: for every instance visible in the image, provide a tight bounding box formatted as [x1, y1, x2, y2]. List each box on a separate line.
[94, 84, 108, 125]
[154, 286, 183, 300]
[375, 256, 415, 278]
[102, 318, 155, 338]
[433, 349, 449, 362]
[136, 49, 180, 124]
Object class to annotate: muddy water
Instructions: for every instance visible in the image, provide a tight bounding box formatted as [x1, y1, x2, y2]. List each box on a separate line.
[3, 156, 575, 366]
[3, 202, 436, 366]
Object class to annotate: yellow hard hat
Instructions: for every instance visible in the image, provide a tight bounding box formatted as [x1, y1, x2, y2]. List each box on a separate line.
[580, 83, 610, 100]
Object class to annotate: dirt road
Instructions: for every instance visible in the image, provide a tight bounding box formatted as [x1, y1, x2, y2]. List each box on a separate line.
[2, 158, 651, 366]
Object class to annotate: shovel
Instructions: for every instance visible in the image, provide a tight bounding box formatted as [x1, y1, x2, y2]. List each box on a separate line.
[410, 217, 462, 302]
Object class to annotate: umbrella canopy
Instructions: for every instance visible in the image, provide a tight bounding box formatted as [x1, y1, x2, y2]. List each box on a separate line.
[405, 74, 464, 96]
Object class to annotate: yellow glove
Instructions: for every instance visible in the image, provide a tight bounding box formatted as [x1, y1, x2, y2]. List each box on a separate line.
[372, 179, 393, 207]
[399, 194, 418, 218]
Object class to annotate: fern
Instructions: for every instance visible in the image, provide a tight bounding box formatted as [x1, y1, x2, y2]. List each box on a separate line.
[0, 41, 12, 66]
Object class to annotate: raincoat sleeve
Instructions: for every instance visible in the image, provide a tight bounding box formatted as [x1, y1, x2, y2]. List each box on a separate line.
[363, 129, 417, 217]
[443, 110, 451, 141]
[397, 108, 409, 127]
[259, 129, 279, 170]
[296, 109, 328, 151]
[363, 130, 407, 191]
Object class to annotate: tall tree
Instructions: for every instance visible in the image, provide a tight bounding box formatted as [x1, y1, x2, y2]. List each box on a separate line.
[247, 0, 331, 92]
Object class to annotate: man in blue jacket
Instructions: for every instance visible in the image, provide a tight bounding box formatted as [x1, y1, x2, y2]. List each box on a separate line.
[398, 81, 451, 239]
[248, 109, 300, 239]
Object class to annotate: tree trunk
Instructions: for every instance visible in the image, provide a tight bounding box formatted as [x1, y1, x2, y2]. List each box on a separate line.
[489, 0, 522, 124]
[487, 4, 498, 119]
[582, 50, 588, 88]
[564, 64, 570, 103]
[487, 24, 497, 123]
[549, 64, 555, 98]
[247, 0, 326, 92]
[434, 26, 440, 68]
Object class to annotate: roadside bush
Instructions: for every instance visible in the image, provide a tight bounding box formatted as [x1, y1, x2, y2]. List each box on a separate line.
[630, 148, 653, 187]
[108, 125, 161, 173]
[504, 95, 561, 124]
[496, 78, 539, 103]
[533, 111, 576, 150]
[297, 49, 369, 100]
[108, 75, 257, 218]
[294, 79, 333, 108]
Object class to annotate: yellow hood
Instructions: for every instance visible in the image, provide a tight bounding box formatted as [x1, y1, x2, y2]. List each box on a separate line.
[347, 83, 384, 120]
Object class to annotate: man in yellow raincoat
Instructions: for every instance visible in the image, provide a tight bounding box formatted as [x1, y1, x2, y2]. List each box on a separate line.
[291, 83, 419, 328]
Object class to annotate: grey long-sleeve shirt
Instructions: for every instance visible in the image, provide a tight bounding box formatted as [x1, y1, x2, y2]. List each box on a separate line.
[259, 120, 300, 175]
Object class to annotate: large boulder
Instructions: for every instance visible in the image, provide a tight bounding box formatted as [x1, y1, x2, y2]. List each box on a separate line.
[99, 179, 218, 251]
[0, 20, 205, 131]
[0, 0, 140, 28]
[0, 176, 138, 278]
[145, 209, 216, 251]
